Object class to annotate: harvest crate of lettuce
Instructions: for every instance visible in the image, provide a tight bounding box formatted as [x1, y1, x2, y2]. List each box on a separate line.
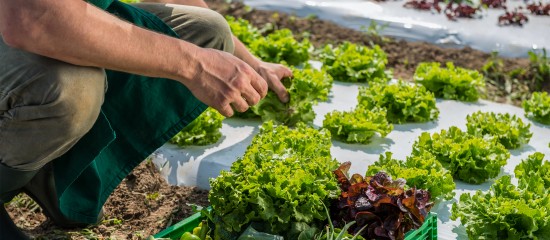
[152, 122, 437, 240]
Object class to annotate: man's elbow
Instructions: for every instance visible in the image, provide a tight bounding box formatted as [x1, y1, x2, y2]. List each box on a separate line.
[0, 12, 29, 49]
[1, 25, 26, 49]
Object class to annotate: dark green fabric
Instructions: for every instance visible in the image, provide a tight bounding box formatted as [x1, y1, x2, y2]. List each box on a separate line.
[87, 0, 114, 10]
[53, 0, 207, 223]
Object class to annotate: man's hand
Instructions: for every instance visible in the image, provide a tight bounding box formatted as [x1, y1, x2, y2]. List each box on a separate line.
[186, 48, 268, 117]
[253, 61, 293, 103]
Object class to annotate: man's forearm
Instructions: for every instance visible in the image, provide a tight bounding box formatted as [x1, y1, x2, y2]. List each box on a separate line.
[0, 0, 203, 85]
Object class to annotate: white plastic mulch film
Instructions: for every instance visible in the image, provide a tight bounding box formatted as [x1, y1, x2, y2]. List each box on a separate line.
[240, 0, 549, 58]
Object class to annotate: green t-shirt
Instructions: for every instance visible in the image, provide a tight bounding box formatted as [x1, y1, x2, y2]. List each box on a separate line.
[87, 0, 115, 9]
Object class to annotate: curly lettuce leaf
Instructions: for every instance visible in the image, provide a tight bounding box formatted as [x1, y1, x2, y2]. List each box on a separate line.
[249, 29, 311, 67]
[411, 127, 509, 184]
[319, 42, 390, 83]
[293, 67, 333, 102]
[366, 152, 455, 200]
[523, 91, 550, 125]
[451, 176, 550, 240]
[514, 152, 550, 195]
[322, 107, 393, 144]
[209, 122, 340, 239]
[226, 16, 261, 45]
[251, 68, 331, 126]
[466, 111, 532, 149]
[357, 80, 439, 123]
[414, 62, 485, 102]
[169, 108, 224, 147]
[452, 153, 550, 239]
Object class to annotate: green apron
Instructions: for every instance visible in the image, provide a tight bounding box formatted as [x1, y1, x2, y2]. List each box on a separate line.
[53, 0, 208, 223]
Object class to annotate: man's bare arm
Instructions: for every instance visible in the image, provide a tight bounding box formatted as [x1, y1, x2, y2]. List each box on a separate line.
[0, 0, 267, 116]
[143, 0, 291, 102]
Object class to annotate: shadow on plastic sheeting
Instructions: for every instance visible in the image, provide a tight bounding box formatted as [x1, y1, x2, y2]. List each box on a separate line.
[509, 144, 536, 156]
[436, 98, 487, 107]
[451, 224, 469, 240]
[530, 120, 550, 130]
[331, 135, 394, 155]
[431, 199, 455, 223]
[392, 120, 439, 132]
[152, 132, 233, 185]
[454, 177, 495, 192]
[195, 130, 258, 190]
[193, 118, 262, 189]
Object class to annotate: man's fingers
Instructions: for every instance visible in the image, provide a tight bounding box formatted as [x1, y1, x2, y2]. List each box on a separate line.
[250, 72, 268, 98]
[278, 66, 293, 79]
[231, 96, 250, 113]
[241, 80, 262, 106]
[218, 104, 234, 118]
[269, 76, 290, 103]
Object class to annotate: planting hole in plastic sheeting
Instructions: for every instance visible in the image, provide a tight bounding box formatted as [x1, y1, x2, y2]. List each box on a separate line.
[237, 0, 550, 58]
[151, 61, 550, 240]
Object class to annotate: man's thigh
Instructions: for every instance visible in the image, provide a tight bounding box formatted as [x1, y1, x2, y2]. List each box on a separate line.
[131, 3, 235, 53]
[0, 38, 106, 171]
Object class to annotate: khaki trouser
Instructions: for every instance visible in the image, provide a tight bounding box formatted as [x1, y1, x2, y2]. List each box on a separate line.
[0, 3, 234, 171]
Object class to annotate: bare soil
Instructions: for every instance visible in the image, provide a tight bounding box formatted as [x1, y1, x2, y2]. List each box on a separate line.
[6, 0, 544, 239]
[6, 161, 209, 240]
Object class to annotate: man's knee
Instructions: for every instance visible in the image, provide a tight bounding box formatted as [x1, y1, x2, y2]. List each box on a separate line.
[46, 64, 106, 137]
[0, 59, 106, 170]
[190, 8, 234, 52]
[164, 5, 235, 53]
[131, 3, 235, 52]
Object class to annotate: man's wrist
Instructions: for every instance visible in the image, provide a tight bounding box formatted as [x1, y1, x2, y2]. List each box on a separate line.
[174, 42, 204, 86]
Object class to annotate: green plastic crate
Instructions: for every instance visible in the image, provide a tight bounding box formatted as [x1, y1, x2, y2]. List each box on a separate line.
[404, 213, 438, 240]
[155, 212, 437, 240]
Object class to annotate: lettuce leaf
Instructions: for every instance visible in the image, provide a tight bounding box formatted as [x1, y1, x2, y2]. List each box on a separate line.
[319, 42, 390, 83]
[414, 62, 485, 102]
[466, 111, 532, 149]
[357, 80, 439, 123]
[250, 68, 332, 126]
[226, 16, 311, 67]
[366, 152, 455, 200]
[523, 91, 550, 125]
[169, 108, 224, 146]
[411, 127, 509, 184]
[226, 16, 261, 46]
[249, 29, 311, 67]
[451, 153, 550, 239]
[209, 122, 340, 239]
[322, 107, 393, 144]
[333, 164, 433, 239]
